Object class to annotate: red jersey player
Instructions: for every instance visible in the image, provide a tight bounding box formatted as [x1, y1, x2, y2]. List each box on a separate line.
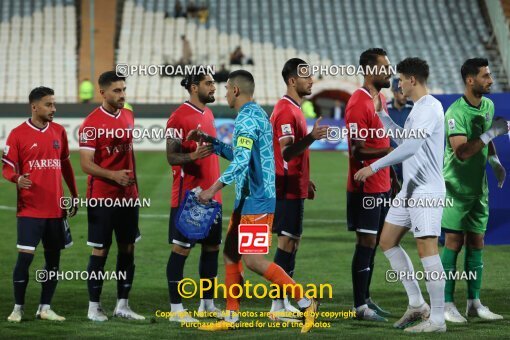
[79, 71, 144, 322]
[2, 87, 78, 323]
[345, 48, 398, 321]
[268, 59, 328, 320]
[165, 73, 223, 322]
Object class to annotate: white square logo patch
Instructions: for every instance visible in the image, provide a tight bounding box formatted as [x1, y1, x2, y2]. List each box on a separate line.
[281, 124, 292, 135]
[448, 119, 456, 131]
[3, 145, 9, 156]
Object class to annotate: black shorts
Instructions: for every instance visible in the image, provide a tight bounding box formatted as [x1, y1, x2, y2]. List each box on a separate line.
[17, 217, 73, 251]
[169, 206, 222, 248]
[87, 206, 141, 248]
[273, 199, 305, 239]
[347, 191, 390, 235]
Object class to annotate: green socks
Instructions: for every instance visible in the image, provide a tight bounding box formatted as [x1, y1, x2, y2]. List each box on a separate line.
[441, 247, 459, 303]
[465, 247, 483, 300]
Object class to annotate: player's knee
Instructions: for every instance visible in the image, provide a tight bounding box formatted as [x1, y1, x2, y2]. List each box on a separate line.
[379, 237, 395, 252]
[18, 248, 35, 255]
[466, 233, 484, 249]
[445, 233, 464, 251]
[92, 247, 109, 257]
[242, 255, 260, 273]
[357, 233, 377, 248]
[278, 236, 298, 253]
[172, 244, 191, 256]
[118, 243, 134, 254]
[202, 244, 220, 252]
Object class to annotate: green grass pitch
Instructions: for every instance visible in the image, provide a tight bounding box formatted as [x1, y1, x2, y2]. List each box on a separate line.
[0, 151, 509, 339]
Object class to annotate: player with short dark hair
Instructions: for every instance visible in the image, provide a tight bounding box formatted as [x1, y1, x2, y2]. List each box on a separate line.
[268, 58, 328, 321]
[79, 71, 144, 321]
[3, 87, 78, 322]
[345, 48, 397, 321]
[356, 57, 448, 332]
[165, 73, 223, 322]
[187, 70, 319, 333]
[441, 58, 507, 323]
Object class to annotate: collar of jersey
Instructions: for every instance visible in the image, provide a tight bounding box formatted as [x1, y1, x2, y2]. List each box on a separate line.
[26, 119, 50, 132]
[184, 101, 205, 114]
[283, 95, 301, 109]
[100, 106, 122, 118]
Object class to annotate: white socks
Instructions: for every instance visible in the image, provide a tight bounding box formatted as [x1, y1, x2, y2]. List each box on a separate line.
[38, 304, 50, 312]
[271, 299, 284, 311]
[467, 298, 482, 309]
[384, 246, 425, 307]
[421, 254, 445, 325]
[116, 298, 128, 309]
[170, 303, 184, 312]
[199, 299, 215, 310]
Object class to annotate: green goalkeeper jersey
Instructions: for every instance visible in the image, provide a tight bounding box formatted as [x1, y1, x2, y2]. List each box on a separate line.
[443, 96, 494, 198]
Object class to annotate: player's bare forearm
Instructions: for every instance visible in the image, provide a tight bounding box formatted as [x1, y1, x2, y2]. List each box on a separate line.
[282, 134, 315, 162]
[451, 136, 485, 161]
[79, 151, 116, 181]
[166, 138, 194, 165]
[62, 158, 78, 197]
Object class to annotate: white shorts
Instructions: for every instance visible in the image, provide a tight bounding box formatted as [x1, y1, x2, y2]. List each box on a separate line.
[385, 192, 445, 238]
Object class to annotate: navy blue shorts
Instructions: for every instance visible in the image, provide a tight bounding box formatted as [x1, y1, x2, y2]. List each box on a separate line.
[273, 199, 305, 239]
[347, 191, 390, 235]
[87, 206, 141, 248]
[168, 206, 222, 248]
[17, 217, 72, 251]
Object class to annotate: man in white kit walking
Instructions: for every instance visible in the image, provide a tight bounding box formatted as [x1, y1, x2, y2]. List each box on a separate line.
[354, 57, 447, 333]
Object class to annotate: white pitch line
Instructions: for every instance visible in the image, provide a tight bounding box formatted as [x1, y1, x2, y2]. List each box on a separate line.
[0, 205, 344, 224]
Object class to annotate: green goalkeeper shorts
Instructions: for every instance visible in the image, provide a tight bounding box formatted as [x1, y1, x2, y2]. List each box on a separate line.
[441, 195, 489, 234]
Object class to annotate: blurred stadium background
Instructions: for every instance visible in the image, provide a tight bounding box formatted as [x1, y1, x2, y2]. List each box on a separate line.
[0, 0, 509, 338]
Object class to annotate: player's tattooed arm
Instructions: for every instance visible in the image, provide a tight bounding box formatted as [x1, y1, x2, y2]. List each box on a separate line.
[280, 117, 328, 162]
[351, 139, 394, 161]
[166, 138, 213, 165]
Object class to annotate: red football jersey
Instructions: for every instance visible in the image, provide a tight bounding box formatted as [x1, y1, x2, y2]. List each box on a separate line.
[345, 88, 390, 193]
[79, 106, 138, 199]
[270, 95, 310, 199]
[2, 120, 69, 218]
[166, 101, 222, 207]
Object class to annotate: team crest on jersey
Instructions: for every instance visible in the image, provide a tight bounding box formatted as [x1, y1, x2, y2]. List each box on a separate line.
[281, 124, 292, 135]
[485, 112, 490, 122]
[3, 145, 9, 156]
[349, 123, 358, 131]
[53, 140, 60, 149]
[448, 119, 456, 131]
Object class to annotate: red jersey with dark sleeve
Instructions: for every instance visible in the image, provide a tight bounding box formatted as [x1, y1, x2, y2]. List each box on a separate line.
[1, 120, 69, 218]
[78, 106, 138, 199]
[345, 88, 390, 193]
[270, 95, 310, 199]
[166, 101, 222, 207]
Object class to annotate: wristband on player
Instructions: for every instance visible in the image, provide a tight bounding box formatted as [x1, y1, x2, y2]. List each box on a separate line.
[479, 130, 497, 145]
